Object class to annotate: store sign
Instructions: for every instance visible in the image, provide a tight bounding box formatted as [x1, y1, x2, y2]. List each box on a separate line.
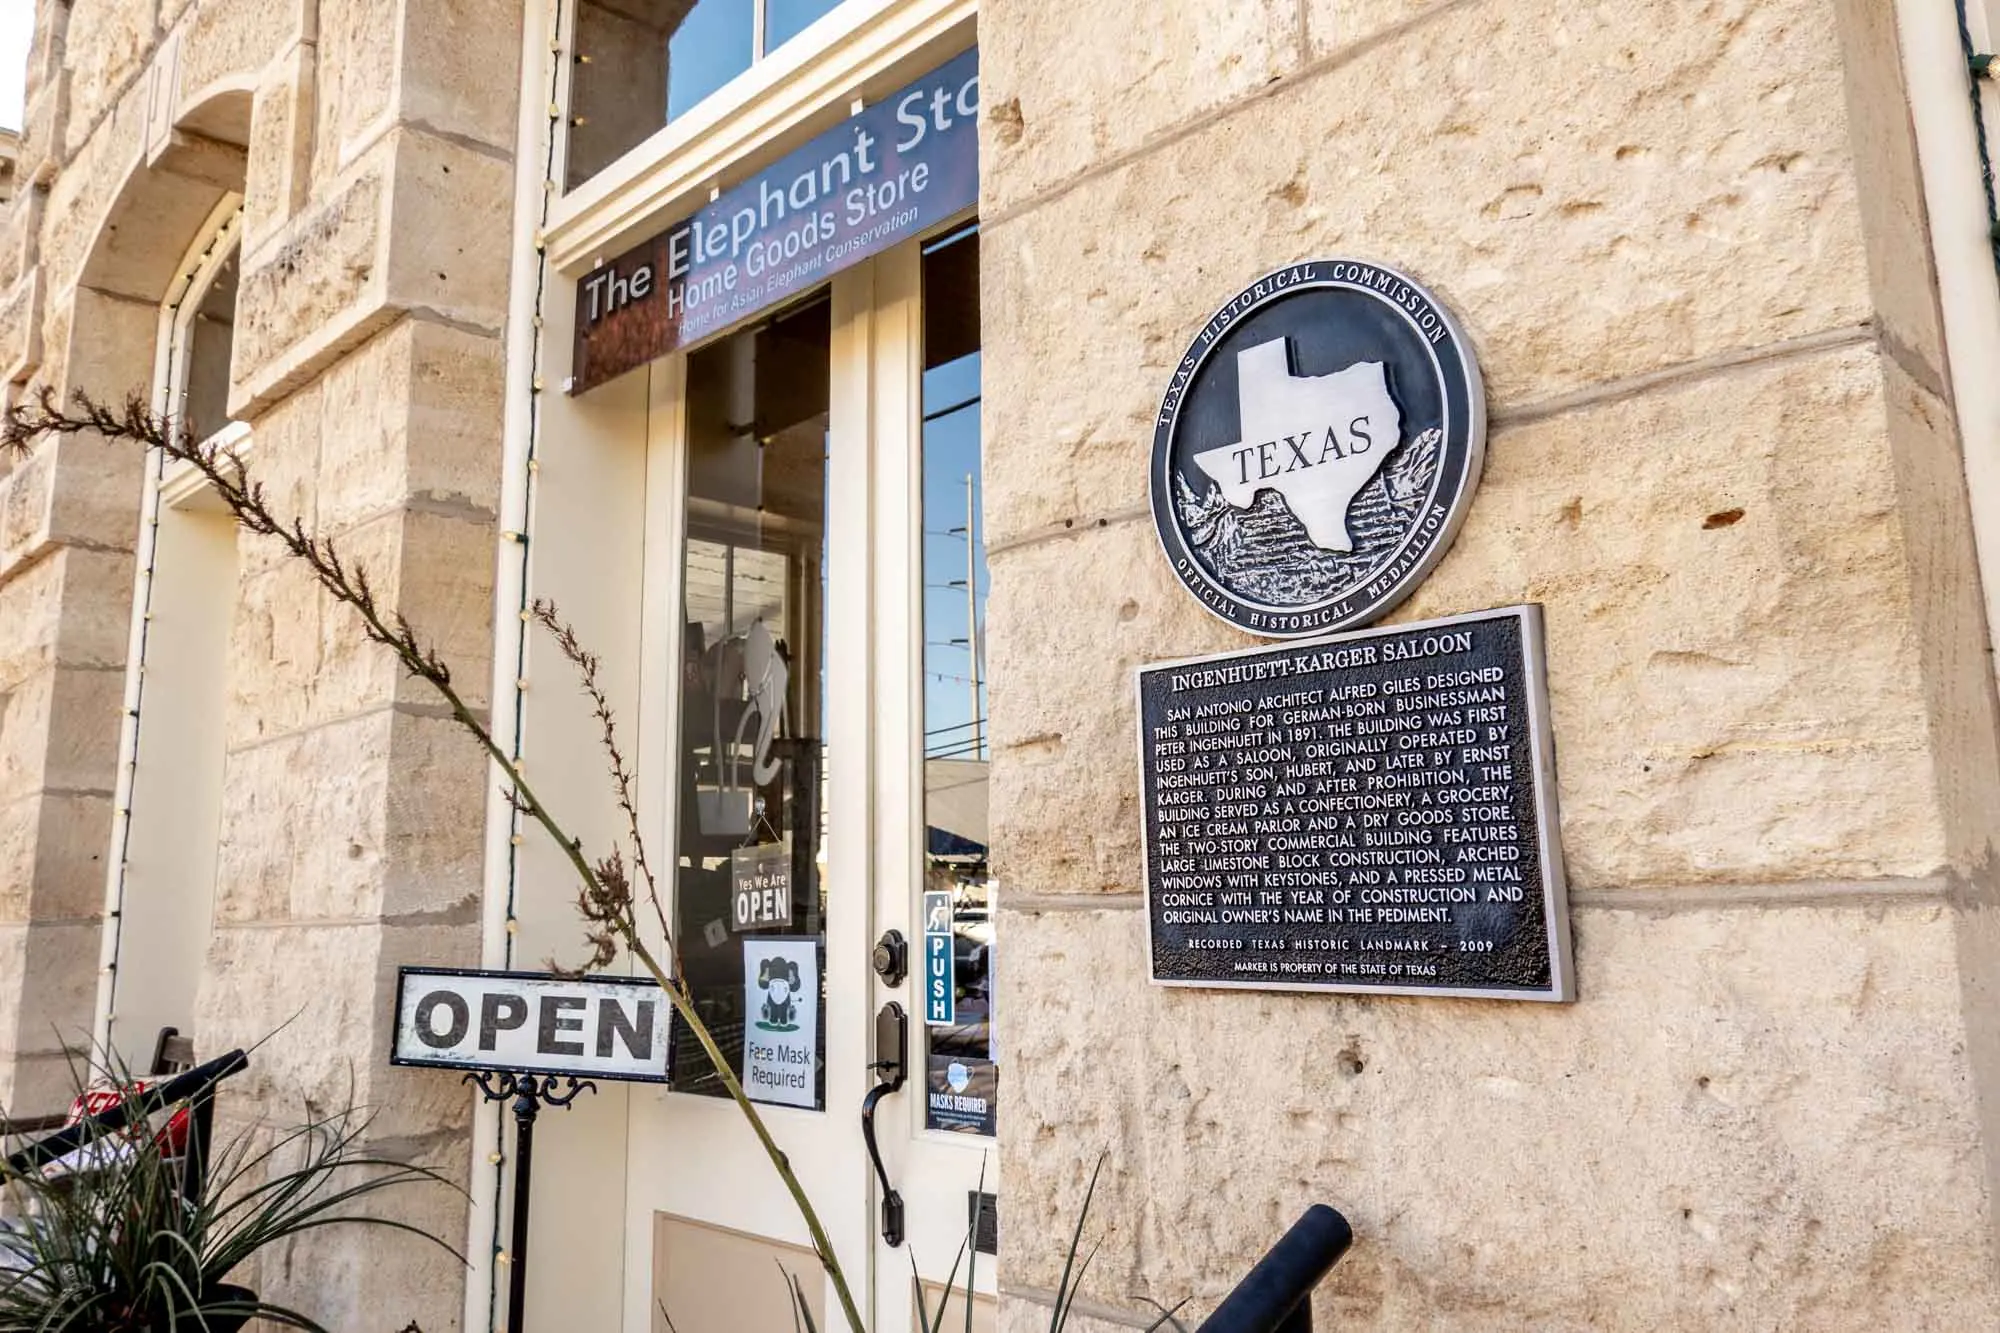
[390, 968, 672, 1082]
[1151, 260, 1485, 638]
[571, 47, 979, 392]
[921, 890, 955, 1026]
[743, 939, 820, 1108]
[1135, 606, 1574, 1001]
[731, 840, 794, 931]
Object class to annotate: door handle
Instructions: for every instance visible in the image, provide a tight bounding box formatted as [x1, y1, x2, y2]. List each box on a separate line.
[862, 1001, 907, 1247]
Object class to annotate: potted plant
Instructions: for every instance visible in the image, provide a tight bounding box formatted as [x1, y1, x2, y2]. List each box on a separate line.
[0, 1062, 460, 1331]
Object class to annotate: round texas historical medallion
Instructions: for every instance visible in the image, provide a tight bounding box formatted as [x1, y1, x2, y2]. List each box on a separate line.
[1150, 259, 1485, 638]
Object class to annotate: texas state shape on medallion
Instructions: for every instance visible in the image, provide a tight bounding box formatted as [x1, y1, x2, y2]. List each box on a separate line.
[1191, 338, 1402, 552]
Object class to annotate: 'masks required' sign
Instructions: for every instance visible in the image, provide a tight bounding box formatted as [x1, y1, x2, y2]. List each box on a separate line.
[391, 967, 673, 1083]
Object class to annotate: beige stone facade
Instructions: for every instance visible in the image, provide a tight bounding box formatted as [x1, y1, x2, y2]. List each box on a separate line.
[983, 0, 2000, 1325]
[4, 0, 2000, 1329]
[0, 1, 515, 1327]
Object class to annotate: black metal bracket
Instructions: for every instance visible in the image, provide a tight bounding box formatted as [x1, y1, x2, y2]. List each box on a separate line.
[465, 1072, 598, 1333]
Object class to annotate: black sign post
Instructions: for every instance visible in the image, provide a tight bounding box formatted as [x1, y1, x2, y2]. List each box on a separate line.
[463, 1071, 596, 1333]
[1136, 605, 1574, 1000]
[390, 968, 673, 1332]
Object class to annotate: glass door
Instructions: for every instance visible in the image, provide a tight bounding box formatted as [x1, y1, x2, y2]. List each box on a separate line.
[628, 283, 873, 1333]
[628, 226, 992, 1333]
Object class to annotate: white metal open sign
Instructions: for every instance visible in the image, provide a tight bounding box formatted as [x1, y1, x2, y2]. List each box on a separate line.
[391, 967, 673, 1084]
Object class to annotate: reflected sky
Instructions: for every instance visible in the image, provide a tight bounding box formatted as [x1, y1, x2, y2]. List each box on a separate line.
[766, 0, 846, 54]
[922, 349, 986, 761]
[667, 0, 754, 123]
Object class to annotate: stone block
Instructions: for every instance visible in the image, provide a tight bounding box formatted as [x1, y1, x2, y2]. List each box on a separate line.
[1830, 0, 1951, 392]
[0, 271, 45, 384]
[980, 0, 1872, 545]
[0, 538, 62, 690]
[60, 0, 155, 159]
[232, 161, 390, 407]
[0, 186, 43, 296]
[995, 900, 2000, 1329]
[50, 545, 141, 671]
[0, 446, 55, 583]
[380, 130, 515, 335]
[246, 1157, 472, 1333]
[0, 796, 34, 923]
[988, 345, 1952, 893]
[35, 663, 126, 797]
[386, 507, 497, 712]
[192, 919, 476, 1135]
[315, 318, 508, 531]
[978, 0, 1296, 213]
[20, 72, 70, 192]
[1301, 0, 1444, 57]
[234, 130, 512, 416]
[398, 0, 526, 154]
[1875, 353, 2000, 872]
[43, 431, 146, 557]
[222, 547, 371, 746]
[214, 709, 394, 923]
[8, 920, 102, 1057]
[174, 0, 301, 118]
[0, 672, 52, 807]
[0, 791, 114, 923]
[405, 320, 508, 516]
[242, 44, 316, 254]
[380, 708, 492, 919]
[226, 503, 493, 746]
[315, 0, 400, 172]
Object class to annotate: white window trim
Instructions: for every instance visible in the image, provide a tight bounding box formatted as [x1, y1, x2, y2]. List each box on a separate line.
[159, 420, 253, 512]
[549, 0, 974, 274]
[93, 195, 247, 1064]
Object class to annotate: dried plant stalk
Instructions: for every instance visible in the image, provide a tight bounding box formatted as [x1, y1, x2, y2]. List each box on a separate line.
[2, 389, 867, 1333]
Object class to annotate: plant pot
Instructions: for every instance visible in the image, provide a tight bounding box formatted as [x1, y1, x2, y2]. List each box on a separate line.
[200, 1284, 260, 1332]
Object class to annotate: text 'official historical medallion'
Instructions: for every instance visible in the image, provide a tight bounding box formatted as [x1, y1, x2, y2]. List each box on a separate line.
[1152, 261, 1485, 638]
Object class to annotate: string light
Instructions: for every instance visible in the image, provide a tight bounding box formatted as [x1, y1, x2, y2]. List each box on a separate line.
[488, 7, 565, 1327]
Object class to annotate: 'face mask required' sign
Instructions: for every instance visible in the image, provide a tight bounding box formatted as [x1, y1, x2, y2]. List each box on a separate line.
[571, 47, 978, 392]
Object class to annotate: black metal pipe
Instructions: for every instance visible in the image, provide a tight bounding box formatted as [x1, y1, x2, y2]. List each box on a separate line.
[1195, 1204, 1353, 1333]
[3, 1049, 249, 1177]
[506, 1086, 540, 1333]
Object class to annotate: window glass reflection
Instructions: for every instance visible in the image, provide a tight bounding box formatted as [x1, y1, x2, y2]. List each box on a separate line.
[764, 0, 843, 53]
[667, 0, 755, 123]
[568, 0, 854, 189]
[672, 295, 832, 1108]
[918, 225, 995, 1137]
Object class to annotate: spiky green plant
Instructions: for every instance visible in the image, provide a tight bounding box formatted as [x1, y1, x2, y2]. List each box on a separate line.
[909, 1155, 1187, 1333]
[0, 1058, 460, 1332]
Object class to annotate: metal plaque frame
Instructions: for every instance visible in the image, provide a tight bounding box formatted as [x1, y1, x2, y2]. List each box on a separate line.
[1134, 604, 1574, 1002]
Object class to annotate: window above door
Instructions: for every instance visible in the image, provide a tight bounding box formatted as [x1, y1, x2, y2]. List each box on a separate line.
[568, 0, 853, 188]
[548, 0, 974, 273]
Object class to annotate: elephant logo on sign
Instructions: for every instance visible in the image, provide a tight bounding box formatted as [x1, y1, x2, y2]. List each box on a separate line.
[756, 956, 802, 1032]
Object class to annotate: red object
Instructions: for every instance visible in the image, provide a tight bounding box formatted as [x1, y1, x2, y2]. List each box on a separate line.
[63, 1083, 192, 1155]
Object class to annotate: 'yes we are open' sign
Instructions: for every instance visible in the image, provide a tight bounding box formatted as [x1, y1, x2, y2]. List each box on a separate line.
[391, 967, 673, 1083]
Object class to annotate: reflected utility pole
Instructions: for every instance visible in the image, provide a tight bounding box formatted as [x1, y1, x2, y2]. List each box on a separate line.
[950, 472, 984, 761]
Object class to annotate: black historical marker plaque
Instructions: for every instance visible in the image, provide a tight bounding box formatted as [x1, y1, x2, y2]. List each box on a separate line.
[1150, 259, 1485, 639]
[1136, 605, 1573, 1001]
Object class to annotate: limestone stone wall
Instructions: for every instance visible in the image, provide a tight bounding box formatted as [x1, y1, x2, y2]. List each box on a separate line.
[983, 0, 2000, 1326]
[0, 1, 520, 1327]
